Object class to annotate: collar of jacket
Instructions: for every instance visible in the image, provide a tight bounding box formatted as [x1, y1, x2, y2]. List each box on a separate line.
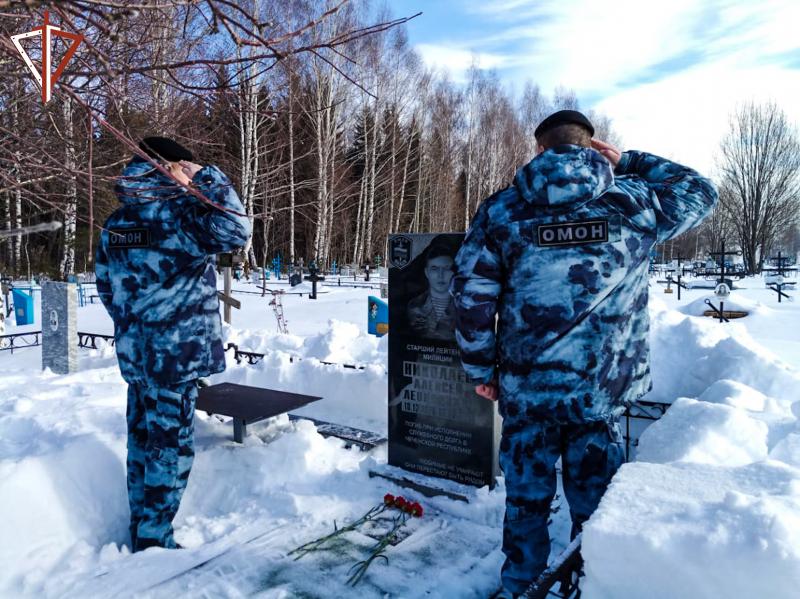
[114, 156, 186, 205]
[513, 144, 614, 209]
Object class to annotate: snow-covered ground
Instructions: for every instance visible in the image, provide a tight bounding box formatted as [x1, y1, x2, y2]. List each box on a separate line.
[583, 277, 800, 599]
[0, 274, 798, 598]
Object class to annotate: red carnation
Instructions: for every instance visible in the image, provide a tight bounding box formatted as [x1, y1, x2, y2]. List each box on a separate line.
[383, 493, 395, 505]
[394, 496, 407, 510]
[411, 503, 424, 518]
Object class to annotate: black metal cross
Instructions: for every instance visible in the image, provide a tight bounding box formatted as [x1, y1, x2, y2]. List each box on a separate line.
[769, 283, 791, 303]
[658, 254, 689, 299]
[763, 251, 796, 303]
[670, 254, 690, 300]
[768, 251, 792, 277]
[304, 261, 325, 300]
[709, 241, 740, 286]
[704, 298, 730, 323]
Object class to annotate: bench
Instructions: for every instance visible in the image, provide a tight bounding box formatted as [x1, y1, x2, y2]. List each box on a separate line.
[198, 382, 322, 443]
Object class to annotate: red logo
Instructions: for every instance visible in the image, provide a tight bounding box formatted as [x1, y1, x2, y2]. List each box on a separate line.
[10, 11, 83, 104]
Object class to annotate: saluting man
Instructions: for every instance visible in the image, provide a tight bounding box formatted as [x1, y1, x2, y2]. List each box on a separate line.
[95, 137, 251, 552]
[450, 111, 717, 597]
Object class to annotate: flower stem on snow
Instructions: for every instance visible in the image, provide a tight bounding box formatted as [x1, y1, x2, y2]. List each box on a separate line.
[288, 503, 388, 560]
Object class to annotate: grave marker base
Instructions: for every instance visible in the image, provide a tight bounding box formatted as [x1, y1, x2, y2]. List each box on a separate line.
[368, 465, 479, 503]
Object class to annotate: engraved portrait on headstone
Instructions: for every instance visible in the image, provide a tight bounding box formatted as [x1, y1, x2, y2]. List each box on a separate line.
[406, 240, 457, 341]
[388, 233, 500, 488]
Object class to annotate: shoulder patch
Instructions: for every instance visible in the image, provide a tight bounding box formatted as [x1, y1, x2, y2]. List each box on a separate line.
[108, 228, 150, 249]
[537, 218, 614, 248]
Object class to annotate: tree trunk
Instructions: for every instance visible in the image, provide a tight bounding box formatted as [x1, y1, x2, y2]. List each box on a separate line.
[393, 126, 413, 233]
[364, 98, 379, 264]
[238, 53, 260, 270]
[60, 95, 77, 279]
[287, 78, 296, 265]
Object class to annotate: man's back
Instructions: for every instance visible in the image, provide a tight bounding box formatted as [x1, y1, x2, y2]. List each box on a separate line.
[95, 156, 251, 385]
[452, 144, 717, 424]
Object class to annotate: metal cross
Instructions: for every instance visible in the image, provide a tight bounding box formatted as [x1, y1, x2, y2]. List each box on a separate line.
[304, 261, 324, 300]
[709, 241, 741, 286]
[767, 251, 793, 277]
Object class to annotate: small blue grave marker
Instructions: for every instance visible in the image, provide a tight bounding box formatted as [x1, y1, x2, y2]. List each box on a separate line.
[367, 295, 388, 337]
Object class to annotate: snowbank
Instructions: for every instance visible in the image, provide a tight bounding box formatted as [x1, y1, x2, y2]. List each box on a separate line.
[646, 296, 800, 404]
[635, 397, 769, 466]
[582, 298, 800, 599]
[582, 461, 800, 599]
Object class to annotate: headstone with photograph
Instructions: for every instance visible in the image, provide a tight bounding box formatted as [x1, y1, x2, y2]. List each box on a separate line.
[386, 233, 501, 489]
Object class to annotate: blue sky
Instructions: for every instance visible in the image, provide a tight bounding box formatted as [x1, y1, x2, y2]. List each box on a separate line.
[391, 0, 800, 175]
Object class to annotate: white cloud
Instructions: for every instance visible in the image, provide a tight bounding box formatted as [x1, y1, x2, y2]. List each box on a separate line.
[477, 0, 800, 95]
[409, 0, 800, 175]
[414, 43, 509, 82]
[595, 59, 800, 177]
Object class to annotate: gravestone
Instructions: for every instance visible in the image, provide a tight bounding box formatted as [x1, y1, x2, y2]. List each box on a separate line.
[387, 233, 501, 489]
[42, 281, 78, 374]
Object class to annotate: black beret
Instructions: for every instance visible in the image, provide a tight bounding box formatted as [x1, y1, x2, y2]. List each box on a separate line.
[534, 110, 594, 139]
[138, 136, 194, 162]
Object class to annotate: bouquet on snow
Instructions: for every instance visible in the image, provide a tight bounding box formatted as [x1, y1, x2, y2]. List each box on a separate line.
[289, 493, 424, 586]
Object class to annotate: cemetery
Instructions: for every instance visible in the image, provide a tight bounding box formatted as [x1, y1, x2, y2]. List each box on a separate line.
[2, 1, 800, 598]
[1, 249, 799, 597]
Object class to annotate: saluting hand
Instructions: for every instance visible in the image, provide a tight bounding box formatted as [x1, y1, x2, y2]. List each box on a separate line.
[591, 138, 621, 168]
[180, 161, 203, 180]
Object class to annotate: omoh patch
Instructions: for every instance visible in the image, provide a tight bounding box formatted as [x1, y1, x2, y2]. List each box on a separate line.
[108, 228, 150, 249]
[537, 219, 608, 247]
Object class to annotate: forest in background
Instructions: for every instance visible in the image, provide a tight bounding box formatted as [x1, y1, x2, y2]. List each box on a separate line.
[1, 0, 798, 279]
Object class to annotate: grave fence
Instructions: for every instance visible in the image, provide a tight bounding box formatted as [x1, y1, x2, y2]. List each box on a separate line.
[0, 331, 41, 353]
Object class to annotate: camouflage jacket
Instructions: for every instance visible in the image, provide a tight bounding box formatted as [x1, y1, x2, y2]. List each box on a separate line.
[95, 157, 252, 385]
[451, 145, 717, 424]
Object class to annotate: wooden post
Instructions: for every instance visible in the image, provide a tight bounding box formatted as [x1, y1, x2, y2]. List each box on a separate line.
[224, 266, 232, 324]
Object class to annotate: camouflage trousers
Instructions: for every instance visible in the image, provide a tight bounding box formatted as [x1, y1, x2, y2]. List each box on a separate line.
[498, 417, 625, 594]
[126, 381, 197, 552]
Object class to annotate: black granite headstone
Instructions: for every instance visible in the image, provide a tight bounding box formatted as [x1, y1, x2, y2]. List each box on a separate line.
[387, 233, 501, 488]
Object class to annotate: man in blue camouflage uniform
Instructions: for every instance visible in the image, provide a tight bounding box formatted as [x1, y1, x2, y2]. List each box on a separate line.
[95, 137, 251, 552]
[450, 111, 717, 596]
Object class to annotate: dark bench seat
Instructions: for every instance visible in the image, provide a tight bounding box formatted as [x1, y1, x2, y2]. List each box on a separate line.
[198, 382, 322, 442]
